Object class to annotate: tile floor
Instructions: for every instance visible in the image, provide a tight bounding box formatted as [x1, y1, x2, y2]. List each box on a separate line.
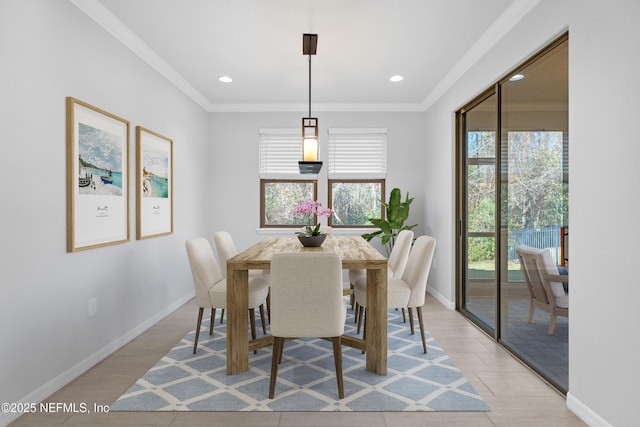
[10, 295, 586, 426]
[466, 290, 569, 391]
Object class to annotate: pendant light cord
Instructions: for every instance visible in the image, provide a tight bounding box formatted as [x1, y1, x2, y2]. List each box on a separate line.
[308, 54, 312, 117]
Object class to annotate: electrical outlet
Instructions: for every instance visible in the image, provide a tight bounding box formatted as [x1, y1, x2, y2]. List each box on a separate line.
[88, 298, 97, 318]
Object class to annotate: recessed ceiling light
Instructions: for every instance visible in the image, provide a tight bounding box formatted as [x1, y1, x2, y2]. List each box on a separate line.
[219, 76, 233, 83]
[509, 73, 525, 81]
[390, 75, 404, 82]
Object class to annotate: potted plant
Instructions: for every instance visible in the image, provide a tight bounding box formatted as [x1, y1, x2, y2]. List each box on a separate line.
[294, 199, 333, 247]
[362, 188, 417, 255]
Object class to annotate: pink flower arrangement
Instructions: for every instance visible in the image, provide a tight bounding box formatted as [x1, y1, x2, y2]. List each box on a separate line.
[294, 199, 333, 236]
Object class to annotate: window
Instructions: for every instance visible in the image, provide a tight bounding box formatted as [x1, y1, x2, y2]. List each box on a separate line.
[259, 129, 317, 228]
[329, 179, 385, 227]
[327, 128, 387, 227]
[260, 180, 316, 228]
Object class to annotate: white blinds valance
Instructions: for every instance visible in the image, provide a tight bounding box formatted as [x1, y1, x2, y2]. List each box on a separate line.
[259, 129, 309, 179]
[328, 128, 387, 179]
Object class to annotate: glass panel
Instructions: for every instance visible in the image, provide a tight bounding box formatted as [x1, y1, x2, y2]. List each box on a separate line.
[500, 39, 568, 392]
[329, 181, 383, 227]
[262, 181, 316, 226]
[462, 93, 497, 331]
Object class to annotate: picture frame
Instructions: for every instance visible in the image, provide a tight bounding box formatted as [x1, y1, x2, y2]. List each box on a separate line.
[66, 97, 130, 252]
[136, 126, 173, 239]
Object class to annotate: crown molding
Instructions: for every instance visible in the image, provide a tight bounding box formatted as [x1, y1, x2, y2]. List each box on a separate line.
[71, 0, 540, 114]
[420, 0, 542, 111]
[208, 102, 427, 113]
[69, 0, 214, 111]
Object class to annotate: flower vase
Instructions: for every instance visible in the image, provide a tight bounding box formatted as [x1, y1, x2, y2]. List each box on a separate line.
[297, 234, 327, 247]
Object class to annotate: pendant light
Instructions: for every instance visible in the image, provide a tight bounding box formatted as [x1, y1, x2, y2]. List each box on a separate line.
[299, 33, 322, 174]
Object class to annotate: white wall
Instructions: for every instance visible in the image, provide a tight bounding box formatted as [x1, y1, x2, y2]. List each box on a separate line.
[0, 0, 209, 418]
[209, 111, 427, 254]
[2, 1, 639, 426]
[424, 0, 640, 425]
[568, 1, 640, 426]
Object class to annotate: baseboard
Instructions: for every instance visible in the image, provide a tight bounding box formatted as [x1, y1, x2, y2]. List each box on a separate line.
[427, 285, 455, 310]
[566, 392, 612, 427]
[0, 291, 194, 427]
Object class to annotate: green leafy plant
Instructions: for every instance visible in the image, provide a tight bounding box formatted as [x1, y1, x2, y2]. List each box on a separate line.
[362, 188, 417, 255]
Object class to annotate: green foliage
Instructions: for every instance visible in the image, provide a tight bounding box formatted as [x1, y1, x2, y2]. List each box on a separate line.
[263, 182, 314, 226]
[296, 223, 323, 237]
[362, 188, 417, 255]
[467, 237, 495, 262]
[465, 131, 568, 262]
[331, 182, 381, 226]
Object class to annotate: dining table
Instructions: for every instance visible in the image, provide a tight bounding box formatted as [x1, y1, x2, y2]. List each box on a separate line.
[226, 234, 388, 375]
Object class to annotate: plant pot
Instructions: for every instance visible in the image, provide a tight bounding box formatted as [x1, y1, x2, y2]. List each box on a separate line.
[297, 234, 327, 247]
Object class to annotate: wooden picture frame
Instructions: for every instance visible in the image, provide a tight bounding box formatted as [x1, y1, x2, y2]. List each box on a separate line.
[66, 97, 130, 252]
[136, 126, 173, 239]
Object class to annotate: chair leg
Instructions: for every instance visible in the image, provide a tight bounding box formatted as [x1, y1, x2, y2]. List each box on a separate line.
[402, 308, 406, 323]
[548, 313, 557, 334]
[416, 306, 427, 354]
[269, 337, 284, 398]
[266, 291, 271, 324]
[354, 302, 360, 323]
[249, 308, 257, 354]
[194, 307, 204, 354]
[408, 307, 415, 335]
[332, 336, 345, 399]
[220, 308, 225, 324]
[357, 304, 364, 334]
[259, 304, 267, 334]
[210, 308, 216, 335]
[350, 283, 355, 310]
[528, 301, 535, 323]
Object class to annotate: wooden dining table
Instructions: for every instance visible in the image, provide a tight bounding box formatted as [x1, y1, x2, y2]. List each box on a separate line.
[226, 235, 388, 375]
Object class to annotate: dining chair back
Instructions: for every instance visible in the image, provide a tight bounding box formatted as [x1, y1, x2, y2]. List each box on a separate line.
[214, 231, 271, 322]
[350, 229, 414, 325]
[185, 237, 224, 309]
[353, 235, 436, 353]
[268, 252, 346, 399]
[213, 231, 237, 278]
[185, 237, 269, 354]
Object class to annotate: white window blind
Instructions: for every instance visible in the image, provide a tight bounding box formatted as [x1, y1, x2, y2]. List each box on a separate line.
[259, 129, 307, 179]
[328, 128, 387, 179]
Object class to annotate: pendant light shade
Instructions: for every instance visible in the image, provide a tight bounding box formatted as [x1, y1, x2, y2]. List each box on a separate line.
[299, 34, 322, 174]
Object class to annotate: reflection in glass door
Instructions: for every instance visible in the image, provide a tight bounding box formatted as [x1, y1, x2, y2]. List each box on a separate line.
[457, 34, 568, 393]
[459, 92, 497, 332]
[500, 39, 569, 392]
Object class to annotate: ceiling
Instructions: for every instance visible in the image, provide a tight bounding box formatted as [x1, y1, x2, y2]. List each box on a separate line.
[75, 0, 537, 112]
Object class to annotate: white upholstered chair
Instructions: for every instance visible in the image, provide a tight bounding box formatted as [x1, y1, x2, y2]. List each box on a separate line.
[214, 231, 271, 325]
[268, 252, 347, 399]
[354, 235, 436, 353]
[350, 229, 414, 327]
[185, 237, 269, 354]
[516, 245, 569, 334]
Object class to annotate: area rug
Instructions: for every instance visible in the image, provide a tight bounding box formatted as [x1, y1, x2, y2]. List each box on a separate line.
[110, 308, 489, 412]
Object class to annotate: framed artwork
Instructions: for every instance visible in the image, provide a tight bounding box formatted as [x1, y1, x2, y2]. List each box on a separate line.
[136, 126, 173, 239]
[66, 97, 130, 252]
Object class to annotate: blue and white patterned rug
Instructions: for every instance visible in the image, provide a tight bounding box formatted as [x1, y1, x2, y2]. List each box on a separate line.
[110, 308, 489, 412]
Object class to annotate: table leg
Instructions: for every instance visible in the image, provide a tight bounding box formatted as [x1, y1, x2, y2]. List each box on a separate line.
[365, 267, 387, 374]
[227, 268, 249, 374]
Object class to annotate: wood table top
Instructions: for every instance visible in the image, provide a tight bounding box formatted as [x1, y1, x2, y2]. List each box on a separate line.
[227, 235, 387, 270]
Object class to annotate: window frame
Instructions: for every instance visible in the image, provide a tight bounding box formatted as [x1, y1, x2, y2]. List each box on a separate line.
[327, 128, 387, 229]
[327, 179, 385, 228]
[260, 179, 318, 229]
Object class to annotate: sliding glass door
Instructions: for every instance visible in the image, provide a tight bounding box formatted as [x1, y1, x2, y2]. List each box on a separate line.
[457, 35, 569, 392]
[458, 91, 498, 332]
